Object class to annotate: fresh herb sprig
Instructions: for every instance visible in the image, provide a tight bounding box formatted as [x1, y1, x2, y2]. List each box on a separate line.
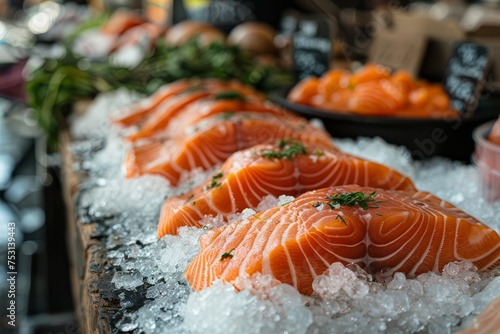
[311, 192, 379, 226]
[335, 214, 347, 225]
[203, 172, 223, 191]
[27, 39, 292, 148]
[216, 111, 235, 120]
[220, 248, 235, 261]
[214, 90, 245, 101]
[261, 140, 308, 161]
[326, 192, 378, 210]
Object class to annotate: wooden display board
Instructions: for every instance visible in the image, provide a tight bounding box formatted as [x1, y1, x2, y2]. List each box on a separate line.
[61, 129, 118, 333]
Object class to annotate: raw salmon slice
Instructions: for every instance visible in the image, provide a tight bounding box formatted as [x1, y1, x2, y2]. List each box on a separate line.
[111, 79, 192, 127]
[126, 86, 266, 142]
[158, 141, 416, 236]
[111, 79, 265, 127]
[124, 113, 334, 185]
[126, 89, 214, 141]
[163, 99, 289, 138]
[348, 81, 405, 116]
[184, 185, 500, 295]
[100, 9, 146, 35]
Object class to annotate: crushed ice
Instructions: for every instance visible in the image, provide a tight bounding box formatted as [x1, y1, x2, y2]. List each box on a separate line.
[69, 91, 500, 333]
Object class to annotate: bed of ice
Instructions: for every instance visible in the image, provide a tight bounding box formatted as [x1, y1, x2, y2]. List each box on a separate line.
[69, 90, 500, 334]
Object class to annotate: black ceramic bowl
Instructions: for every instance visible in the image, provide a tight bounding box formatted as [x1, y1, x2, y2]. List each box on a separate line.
[271, 87, 500, 162]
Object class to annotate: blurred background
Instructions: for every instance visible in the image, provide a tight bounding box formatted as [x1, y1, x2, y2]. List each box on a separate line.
[0, 0, 499, 333]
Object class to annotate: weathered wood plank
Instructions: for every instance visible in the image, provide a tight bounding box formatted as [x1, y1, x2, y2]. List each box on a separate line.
[61, 128, 117, 334]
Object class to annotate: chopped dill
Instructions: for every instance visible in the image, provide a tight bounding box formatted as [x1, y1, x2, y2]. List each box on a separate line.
[315, 149, 323, 156]
[254, 215, 265, 222]
[204, 172, 223, 191]
[186, 194, 194, 201]
[262, 139, 308, 161]
[278, 139, 289, 148]
[326, 191, 378, 210]
[192, 201, 196, 205]
[312, 202, 321, 208]
[376, 213, 383, 216]
[220, 248, 235, 261]
[181, 85, 204, 94]
[335, 214, 347, 225]
[216, 111, 234, 120]
[214, 90, 245, 101]
[327, 202, 340, 210]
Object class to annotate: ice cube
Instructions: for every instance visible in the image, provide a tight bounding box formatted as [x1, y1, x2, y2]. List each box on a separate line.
[112, 271, 143, 291]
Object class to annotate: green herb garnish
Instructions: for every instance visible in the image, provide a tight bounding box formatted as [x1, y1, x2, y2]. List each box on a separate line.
[335, 214, 347, 225]
[254, 215, 266, 222]
[220, 248, 235, 261]
[186, 194, 194, 201]
[27, 39, 293, 149]
[326, 191, 378, 210]
[192, 201, 196, 205]
[262, 140, 308, 161]
[216, 111, 235, 120]
[315, 150, 323, 156]
[204, 172, 223, 191]
[181, 85, 205, 94]
[312, 202, 322, 208]
[278, 139, 289, 148]
[214, 90, 245, 101]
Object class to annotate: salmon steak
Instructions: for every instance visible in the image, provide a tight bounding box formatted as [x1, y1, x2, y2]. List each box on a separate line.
[124, 113, 334, 185]
[158, 141, 416, 237]
[184, 185, 500, 295]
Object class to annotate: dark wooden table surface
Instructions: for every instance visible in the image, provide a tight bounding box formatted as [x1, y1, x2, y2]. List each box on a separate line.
[61, 130, 118, 334]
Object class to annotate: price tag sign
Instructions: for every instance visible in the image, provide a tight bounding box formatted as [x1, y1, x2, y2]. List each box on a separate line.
[444, 42, 492, 116]
[292, 18, 332, 81]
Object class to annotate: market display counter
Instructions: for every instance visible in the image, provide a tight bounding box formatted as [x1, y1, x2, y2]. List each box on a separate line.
[61, 129, 117, 334]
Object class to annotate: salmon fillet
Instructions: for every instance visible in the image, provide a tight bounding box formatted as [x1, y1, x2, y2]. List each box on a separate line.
[124, 113, 335, 185]
[184, 185, 500, 294]
[111, 79, 265, 128]
[158, 141, 416, 237]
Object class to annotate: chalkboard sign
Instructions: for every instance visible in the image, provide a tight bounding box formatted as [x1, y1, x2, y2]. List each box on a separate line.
[444, 42, 492, 116]
[280, 15, 298, 35]
[207, 0, 255, 33]
[292, 18, 333, 81]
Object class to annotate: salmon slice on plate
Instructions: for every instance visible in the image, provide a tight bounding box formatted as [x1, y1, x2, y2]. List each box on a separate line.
[158, 140, 416, 236]
[184, 185, 500, 295]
